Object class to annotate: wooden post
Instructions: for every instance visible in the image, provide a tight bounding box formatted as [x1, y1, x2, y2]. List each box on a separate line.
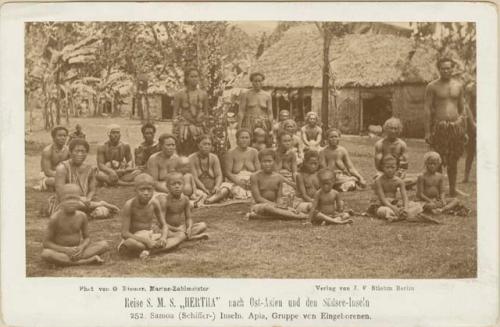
[321, 33, 331, 129]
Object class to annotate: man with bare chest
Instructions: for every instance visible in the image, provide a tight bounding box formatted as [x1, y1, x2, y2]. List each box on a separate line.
[424, 57, 468, 197]
[96, 125, 141, 186]
[38, 126, 70, 191]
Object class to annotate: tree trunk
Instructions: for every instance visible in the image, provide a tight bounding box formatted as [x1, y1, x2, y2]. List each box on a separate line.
[112, 94, 118, 116]
[321, 33, 331, 129]
[137, 92, 144, 121]
[144, 95, 151, 123]
[49, 99, 55, 129]
[26, 90, 33, 132]
[66, 94, 70, 124]
[43, 83, 50, 130]
[55, 72, 61, 125]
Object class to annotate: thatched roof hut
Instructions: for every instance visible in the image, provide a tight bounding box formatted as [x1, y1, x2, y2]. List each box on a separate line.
[235, 24, 439, 137]
[237, 24, 437, 89]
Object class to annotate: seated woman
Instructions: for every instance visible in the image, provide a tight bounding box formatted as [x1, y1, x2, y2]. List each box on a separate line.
[188, 135, 229, 204]
[147, 133, 179, 193]
[47, 139, 118, 219]
[222, 129, 260, 200]
[280, 119, 303, 165]
[275, 131, 298, 197]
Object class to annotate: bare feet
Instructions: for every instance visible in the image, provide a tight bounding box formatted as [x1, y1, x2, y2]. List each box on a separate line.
[189, 233, 209, 241]
[139, 250, 150, 260]
[450, 189, 469, 197]
[90, 255, 105, 264]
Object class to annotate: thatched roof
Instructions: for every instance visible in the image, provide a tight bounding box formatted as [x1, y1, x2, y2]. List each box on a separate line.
[236, 24, 438, 89]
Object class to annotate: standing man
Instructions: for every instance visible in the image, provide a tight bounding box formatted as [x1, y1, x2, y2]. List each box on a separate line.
[38, 126, 70, 191]
[96, 124, 141, 186]
[134, 122, 160, 170]
[463, 80, 476, 183]
[424, 57, 468, 197]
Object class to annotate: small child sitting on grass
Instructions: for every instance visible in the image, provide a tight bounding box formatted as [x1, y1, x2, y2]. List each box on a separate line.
[163, 172, 209, 241]
[417, 151, 461, 214]
[248, 149, 309, 220]
[118, 174, 187, 259]
[41, 184, 110, 266]
[309, 169, 353, 225]
[371, 155, 431, 222]
[176, 156, 207, 207]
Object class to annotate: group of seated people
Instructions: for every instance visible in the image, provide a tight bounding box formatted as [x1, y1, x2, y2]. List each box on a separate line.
[38, 114, 463, 267]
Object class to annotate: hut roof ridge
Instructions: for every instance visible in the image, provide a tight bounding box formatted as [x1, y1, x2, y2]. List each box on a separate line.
[236, 23, 438, 89]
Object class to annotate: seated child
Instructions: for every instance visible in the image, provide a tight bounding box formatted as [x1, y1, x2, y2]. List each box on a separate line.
[276, 131, 298, 197]
[163, 172, 209, 240]
[371, 155, 422, 222]
[248, 149, 309, 220]
[374, 117, 416, 188]
[176, 156, 207, 207]
[41, 184, 110, 266]
[118, 174, 187, 259]
[252, 127, 268, 152]
[309, 169, 353, 225]
[280, 119, 304, 165]
[301, 111, 322, 152]
[417, 151, 460, 214]
[319, 128, 367, 191]
[296, 150, 320, 203]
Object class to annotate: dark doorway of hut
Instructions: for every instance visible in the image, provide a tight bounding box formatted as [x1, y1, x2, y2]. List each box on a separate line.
[103, 100, 112, 115]
[161, 95, 174, 120]
[361, 95, 392, 132]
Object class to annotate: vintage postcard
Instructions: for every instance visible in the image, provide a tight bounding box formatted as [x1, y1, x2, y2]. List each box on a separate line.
[0, 1, 498, 326]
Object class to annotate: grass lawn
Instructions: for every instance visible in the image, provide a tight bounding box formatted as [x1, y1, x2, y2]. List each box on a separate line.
[25, 117, 477, 278]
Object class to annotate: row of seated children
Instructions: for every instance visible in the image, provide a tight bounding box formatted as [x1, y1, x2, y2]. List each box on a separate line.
[42, 173, 208, 266]
[369, 151, 460, 222]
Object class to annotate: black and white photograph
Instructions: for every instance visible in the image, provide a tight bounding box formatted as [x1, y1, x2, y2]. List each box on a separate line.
[24, 20, 478, 278]
[1, 2, 498, 326]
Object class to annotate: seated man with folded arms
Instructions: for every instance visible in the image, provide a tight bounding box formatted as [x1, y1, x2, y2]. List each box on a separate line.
[41, 184, 110, 266]
[96, 124, 141, 186]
